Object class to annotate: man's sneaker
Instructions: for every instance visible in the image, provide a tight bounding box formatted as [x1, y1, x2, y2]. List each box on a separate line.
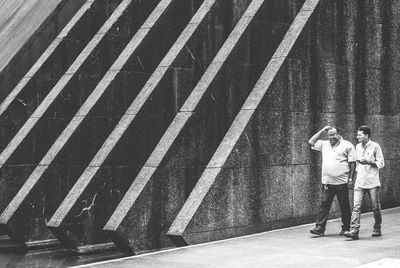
[310, 228, 324, 236]
[344, 231, 359, 240]
[372, 229, 382, 237]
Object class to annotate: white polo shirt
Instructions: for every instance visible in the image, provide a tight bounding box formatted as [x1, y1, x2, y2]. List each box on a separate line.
[312, 139, 356, 185]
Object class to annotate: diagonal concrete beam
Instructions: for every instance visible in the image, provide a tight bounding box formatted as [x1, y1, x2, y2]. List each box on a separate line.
[46, 0, 217, 253]
[102, 0, 266, 252]
[0, 0, 133, 168]
[167, 0, 321, 245]
[0, 0, 95, 118]
[0, 0, 170, 247]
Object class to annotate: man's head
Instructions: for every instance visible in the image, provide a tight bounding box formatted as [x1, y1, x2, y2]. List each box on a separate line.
[327, 126, 341, 146]
[357, 125, 371, 144]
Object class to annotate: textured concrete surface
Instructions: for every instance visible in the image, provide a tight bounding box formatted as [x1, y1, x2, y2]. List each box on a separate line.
[1, 0, 400, 256]
[0, 0, 93, 118]
[47, 0, 202, 250]
[104, 0, 262, 253]
[0, 0, 69, 72]
[168, 0, 320, 245]
[0, 0, 156, 246]
[73, 207, 400, 268]
[0, 0, 87, 104]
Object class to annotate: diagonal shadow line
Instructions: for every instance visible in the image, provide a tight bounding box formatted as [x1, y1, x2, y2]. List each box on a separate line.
[46, 0, 217, 247]
[0, 0, 95, 117]
[101, 0, 265, 238]
[0, 0, 171, 244]
[166, 0, 321, 240]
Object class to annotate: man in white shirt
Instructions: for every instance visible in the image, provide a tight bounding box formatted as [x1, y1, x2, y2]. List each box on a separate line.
[308, 126, 356, 236]
[344, 125, 384, 240]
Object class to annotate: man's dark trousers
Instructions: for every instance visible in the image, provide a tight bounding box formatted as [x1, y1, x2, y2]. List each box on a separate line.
[316, 183, 351, 231]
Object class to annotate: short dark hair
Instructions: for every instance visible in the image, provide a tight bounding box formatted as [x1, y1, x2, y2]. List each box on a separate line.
[329, 126, 342, 135]
[358, 125, 371, 137]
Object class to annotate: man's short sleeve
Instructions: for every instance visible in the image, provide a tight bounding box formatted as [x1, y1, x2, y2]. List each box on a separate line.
[347, 143, 357, 162]
[312, 140, 323, 151]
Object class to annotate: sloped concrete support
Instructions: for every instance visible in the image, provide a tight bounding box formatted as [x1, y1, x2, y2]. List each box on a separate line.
[44, 0, 203, 252]
[0, 0, 93, 118]
[103, 0, 293, 253]
[0, 0, 163, 249]
[46, 0, 227, 253]
[167, 0, 321, 245]
[0, 0, 86, 102]
[0, 0, 122, 155]
[0, 0, 127, 168]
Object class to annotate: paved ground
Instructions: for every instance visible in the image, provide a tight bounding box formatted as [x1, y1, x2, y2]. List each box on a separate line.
[74, 207, 400, 268]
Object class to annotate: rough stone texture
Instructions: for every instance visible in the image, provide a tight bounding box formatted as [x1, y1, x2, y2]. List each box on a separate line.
[45, 0, 206, 249]
[0, 0, 122, 156]
[0, 0, 87, 103]
[0, 0, 165, 246]
[103, 0, 273, 252]
[1, 0, 400, 254]
[170, 0, 400, 247]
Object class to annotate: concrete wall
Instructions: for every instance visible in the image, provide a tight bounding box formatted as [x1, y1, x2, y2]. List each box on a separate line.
[182, 0, 400, 244]
[0, 0, 399, 253]
[0, 0, 86, 102]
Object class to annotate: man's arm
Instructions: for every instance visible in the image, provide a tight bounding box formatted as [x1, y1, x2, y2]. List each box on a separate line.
[358, 144, 384, 168]
[308, 126, 330, 146]
[371, 144, 384, 168]
[348, 161, 356, 184]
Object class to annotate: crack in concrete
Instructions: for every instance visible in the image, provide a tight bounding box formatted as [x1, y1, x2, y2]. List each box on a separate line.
[75, 192, 98, 218]
[16, 98, 27, 106]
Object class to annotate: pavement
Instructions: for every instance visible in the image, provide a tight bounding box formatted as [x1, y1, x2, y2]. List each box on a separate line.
[74, 207, 400, 268]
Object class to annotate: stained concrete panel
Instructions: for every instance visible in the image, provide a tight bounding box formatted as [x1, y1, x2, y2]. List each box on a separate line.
[0, 165, 36, 212]
[180, 164, 314, 245]
[313, 0, 358, 67]
[0, 0, 81, 73]
[380, 160, 400, 208]
[1, 163, 92, 243]
[0, 0, 88, 103]
[52, 165, 142, 246]
[364, 0, 384, 26]
[292, 164, 321, 219]
[365, 23, 384, 69]
[261, 58, 312, 113]
[361, 115, 400, 160]
[0, 0, 125, 158]
[4, 117, 69, 165]
[185, 166, 262, 234]
[105, 165, 208, 252]
[45, 0, 218, 250]
[220, 109, 359, 170]
[79, 71, 150, 119]
[48, 117, 121, 166]
[388, 0, 400, 27]
[105, 0, 285, 252]
[171, 0, 250, 70]
[257, 0, 305, 25]
[382, 70, 400, 114]
[123, 1, 200, 73]
[258, 164, 294, 221]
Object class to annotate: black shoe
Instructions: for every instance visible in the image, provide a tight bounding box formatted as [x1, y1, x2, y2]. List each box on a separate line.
[339, 230, 348, 236]
[344, 231, 359, 240]
[310, 228, 324, 236]
[372, 229, 382, 237]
